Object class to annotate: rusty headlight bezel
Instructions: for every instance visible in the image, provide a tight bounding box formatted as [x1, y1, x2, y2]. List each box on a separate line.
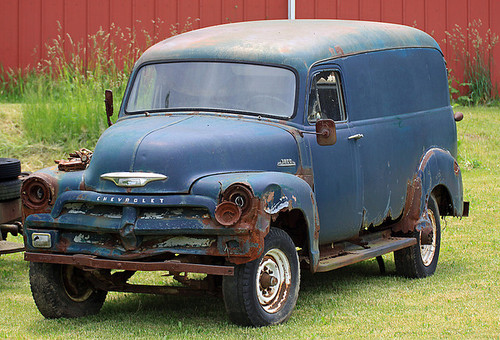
[222, 184, 253, 215]
[21, 175, 55, 211]
[215, 184, 254, 226]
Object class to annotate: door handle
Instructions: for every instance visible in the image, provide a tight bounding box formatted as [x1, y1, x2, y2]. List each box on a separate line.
[348, 133, 364, 140]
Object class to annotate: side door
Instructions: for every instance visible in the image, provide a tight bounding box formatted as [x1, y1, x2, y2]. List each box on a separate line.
[304, 65, 363, 244]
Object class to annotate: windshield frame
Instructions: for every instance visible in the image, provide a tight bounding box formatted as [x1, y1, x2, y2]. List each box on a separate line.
[122, 60, 299, 120]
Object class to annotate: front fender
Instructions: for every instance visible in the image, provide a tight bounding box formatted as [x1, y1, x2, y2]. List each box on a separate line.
[191, 172, 320, 269]
[393, 148, 464, 233]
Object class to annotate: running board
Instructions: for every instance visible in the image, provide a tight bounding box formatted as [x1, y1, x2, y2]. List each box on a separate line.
[316, 232, 417, 273]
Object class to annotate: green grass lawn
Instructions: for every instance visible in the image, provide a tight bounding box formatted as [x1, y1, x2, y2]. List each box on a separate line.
[0, 105, 499, 339]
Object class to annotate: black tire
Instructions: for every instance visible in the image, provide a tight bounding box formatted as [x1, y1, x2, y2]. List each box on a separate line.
[0, 178, 22, 201]
[394, 195, 441, 278]
[0, 158, 21, 181]
[222, 228, 300, 327]
[29, 262, 107, 318]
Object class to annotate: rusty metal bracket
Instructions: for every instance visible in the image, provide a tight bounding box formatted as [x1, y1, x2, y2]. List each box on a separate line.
[55, 148, 93, 172]
[25, 252, 234, 276]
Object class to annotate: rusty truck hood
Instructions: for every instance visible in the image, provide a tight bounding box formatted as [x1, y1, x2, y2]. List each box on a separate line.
[84, 114, 300, 194]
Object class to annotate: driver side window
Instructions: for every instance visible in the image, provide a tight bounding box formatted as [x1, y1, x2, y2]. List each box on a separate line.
[307, 71, 345, 123]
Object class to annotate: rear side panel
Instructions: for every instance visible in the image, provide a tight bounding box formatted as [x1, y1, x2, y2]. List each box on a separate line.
[340, 48, 457, 228]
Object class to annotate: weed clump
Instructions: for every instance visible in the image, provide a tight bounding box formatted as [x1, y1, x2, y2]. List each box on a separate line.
[446, 20, 499, 106]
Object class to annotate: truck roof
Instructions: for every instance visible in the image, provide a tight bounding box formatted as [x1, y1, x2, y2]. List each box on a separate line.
[137, 20, 441, 71]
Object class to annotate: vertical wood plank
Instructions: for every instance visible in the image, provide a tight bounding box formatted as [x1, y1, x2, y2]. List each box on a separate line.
[267, 0, 288, 19]
[469, 0, 490, 38]
[19, 0, 42, 68]
[425, 0, 446, 53]
[316, 0, 337, 19]
[88, 0, 110, 35]
[132, 0, 155, 49]
[360, 0, 381, 21]
[64, 0, 87, 64]
[338, 0, 359, 20]
[403, 0, 425, 29]
[110, 0, 132, 68]
[0, 0, 19, 70]
[446, 0, 468, 88]
[296, 0, 315, 19]
[178, 0, 201, 29]
[110, 0, 132, 30]
[223, 0, 243, 23]
[156, 0, 178, 38]
[41, 0, 63, 63]
[244, 0, 266, 20]
[200, 0, 223, 27]
[381, 0, 403, 24]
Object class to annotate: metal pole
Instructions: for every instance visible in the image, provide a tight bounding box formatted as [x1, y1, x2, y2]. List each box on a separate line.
[288, 0, 295, 20]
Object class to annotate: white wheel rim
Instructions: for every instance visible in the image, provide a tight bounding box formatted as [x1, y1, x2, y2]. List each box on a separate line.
[256, 248, 292, 314]
[420, 208, 437, 266]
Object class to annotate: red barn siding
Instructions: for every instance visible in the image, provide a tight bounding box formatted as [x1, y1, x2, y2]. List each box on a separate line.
[0, 0, 499, 88]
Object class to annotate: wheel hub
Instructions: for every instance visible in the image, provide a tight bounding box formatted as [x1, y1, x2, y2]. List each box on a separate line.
[260, 272, 278, 289]
[255, 248, 292, 314]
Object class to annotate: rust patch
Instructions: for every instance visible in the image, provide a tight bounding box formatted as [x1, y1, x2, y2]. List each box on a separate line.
[318, 243, 345, 259]
[296, 166, 314, 190]
[334, 45, 344, 55]
[311, 192, 320, 241]
[392, 149, 446, 234]
[391, 176, 422, 233]
[328, 45, 345, 56]
[216, 183, 271, 265]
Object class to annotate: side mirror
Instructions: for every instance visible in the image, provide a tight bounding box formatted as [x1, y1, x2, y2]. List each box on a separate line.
[316, 119, 336, 146]
[105, 89, 114, 127]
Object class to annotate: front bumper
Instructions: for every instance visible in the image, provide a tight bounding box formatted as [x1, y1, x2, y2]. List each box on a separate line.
[24, 191, 266, 264]
[25, 252, 234, 275]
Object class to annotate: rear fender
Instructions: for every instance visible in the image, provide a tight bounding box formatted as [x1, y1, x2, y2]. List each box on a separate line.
[392, 148, 464, 234]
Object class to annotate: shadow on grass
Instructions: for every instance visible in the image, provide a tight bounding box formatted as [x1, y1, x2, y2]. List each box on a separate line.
[22, 259, 393, 334]
[21, 255, 467, 336]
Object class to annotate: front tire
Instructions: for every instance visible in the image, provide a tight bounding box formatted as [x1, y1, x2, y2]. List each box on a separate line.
[29, 262, 107, 318]
[394, 195, 441, 278]
[222, 228, 300, 326]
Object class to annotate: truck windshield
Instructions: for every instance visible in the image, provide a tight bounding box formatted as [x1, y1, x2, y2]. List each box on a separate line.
[125, 62, 296, 118]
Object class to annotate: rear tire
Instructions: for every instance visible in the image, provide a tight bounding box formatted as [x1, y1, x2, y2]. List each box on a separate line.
[222, 228, 300, 326]
[29, 262, 107, 318]
[394, 195, 441, 278]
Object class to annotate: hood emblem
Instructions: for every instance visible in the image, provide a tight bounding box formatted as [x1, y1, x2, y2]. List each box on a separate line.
[277, 159, 296, 167]
[101, 172, 167, 187]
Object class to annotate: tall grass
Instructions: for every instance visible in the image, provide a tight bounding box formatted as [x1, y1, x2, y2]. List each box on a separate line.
[0, 19, 195, 149]
[446, 20, 499, 106]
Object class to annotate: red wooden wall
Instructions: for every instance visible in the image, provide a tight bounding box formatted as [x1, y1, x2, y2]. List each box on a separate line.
[1, 0, 499, 88]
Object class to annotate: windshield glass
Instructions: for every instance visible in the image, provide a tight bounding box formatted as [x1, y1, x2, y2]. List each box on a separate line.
[125, 62, 296, 118]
